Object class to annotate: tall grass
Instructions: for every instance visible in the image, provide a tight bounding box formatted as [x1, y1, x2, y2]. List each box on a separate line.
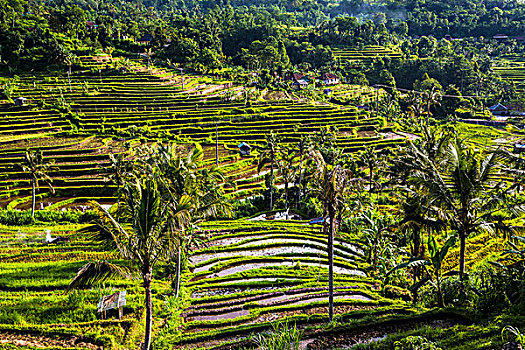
[254, 320, 303, 350]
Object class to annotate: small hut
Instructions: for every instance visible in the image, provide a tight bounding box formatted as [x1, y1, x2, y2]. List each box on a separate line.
[14, 97, 27, 106]
[238, 142, 251, 156]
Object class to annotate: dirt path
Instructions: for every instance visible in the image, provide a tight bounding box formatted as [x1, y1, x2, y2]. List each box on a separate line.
[0, 332, 103, 349]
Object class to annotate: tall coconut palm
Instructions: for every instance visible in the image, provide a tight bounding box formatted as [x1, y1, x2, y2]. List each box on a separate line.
[315, 164, 352, 322]
[21, 150, 55, 218]
[153, 143, 231, 297]
[295, 134, 313, 207]
[408, 137, 508, 282]
[258, 132, 280, 210]
[421, 86, 442, 126]
[276, 145, 298, 214]
[68, 176, 192, 350]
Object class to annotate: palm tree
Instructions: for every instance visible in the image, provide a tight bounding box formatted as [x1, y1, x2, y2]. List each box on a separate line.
[407, 136, 508, 282]
[360, 146, 380, 198]
[153, 143, 231, 297]
[295, 134, 313, 207]
[21, 150, 55, 218]
[68, 176, 192, 350]
[389, 234, 457, 307]
[421, 86, 442, 126]
[276, 145, 298, 214]
[315, 164, 352, 322]
[258, 132, 280, 210]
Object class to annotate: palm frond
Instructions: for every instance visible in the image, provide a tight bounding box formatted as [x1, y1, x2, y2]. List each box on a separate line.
[67, 260, 136, 292]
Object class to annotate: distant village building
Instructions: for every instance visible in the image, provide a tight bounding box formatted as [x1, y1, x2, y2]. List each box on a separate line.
[492, 34, 509, 42]
[14, 97, 27, 106]
[137, 34, 153, 45]
[86, 21, 97, 30]
[318, 73, 340, 85]
[285, 73, 308, 89]
[238, 142, 251, 156]
[513, 143, 525, 154]
[489, 103, 508, 116]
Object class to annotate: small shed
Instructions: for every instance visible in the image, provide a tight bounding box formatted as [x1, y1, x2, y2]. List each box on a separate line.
[318, 73, 340, 85]
[514, 143, 525, 154]
[98, 290, 127, 319]
[489, 103, 508, 115]
[137, 34, 153, 45]
[492, 34, 509, 42]
[238, 142, 251, 156]
[309, 217, 325, 225]
[285, 73, 309, 89]
[14, 97, 27, 106]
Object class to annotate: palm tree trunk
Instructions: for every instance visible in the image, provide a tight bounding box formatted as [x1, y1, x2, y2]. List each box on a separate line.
[298, 153, 304, 209]
[143, 266, 153, 350]
[31, 181, 36, 219]
[284, 178, 289, 213]
[328, 207, 335, 323]
[174, 242, 182, 298]
[270, 154, 274, 210]
[459, 234, 466, 281]
[437, 275, 444, 308]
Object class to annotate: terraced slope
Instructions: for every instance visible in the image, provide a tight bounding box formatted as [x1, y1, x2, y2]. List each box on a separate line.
[0, 224, 144, 349]
[494, 65, 525, 93]
[164, 220, 407, 349]
[0, 62, 409, 208]
[0, 135, 119, 209]
[333, 46, 403, 65]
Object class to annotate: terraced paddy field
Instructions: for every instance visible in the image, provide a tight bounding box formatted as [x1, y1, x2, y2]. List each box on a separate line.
[0, 224, 147, 349]
[0, 61, 409, 208]
[494, 64, 525, 93]
[333, 46, 403, 65]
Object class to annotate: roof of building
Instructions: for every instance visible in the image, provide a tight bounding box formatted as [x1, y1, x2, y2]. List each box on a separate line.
[238, 142, 251, 149]
[489, 103, 508, 111]
[285, 73, 306, 82]
[138, 34, 153, 42]
[319, 73, 338, 80]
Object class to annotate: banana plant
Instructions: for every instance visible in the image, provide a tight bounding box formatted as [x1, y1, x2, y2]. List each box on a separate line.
[389, 234, 457, 307]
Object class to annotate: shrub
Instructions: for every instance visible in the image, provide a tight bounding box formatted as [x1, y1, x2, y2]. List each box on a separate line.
[383, 284, 412, 302]
[0, 209, 96, 225]
[254, 320, 303, 350]
[393, 336, 441, 350]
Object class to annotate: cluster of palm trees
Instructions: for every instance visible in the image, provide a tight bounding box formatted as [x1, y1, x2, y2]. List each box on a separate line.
[67, 143, 230, 350]
[390, 126, 525, 305]
[21, 150, 55, 219]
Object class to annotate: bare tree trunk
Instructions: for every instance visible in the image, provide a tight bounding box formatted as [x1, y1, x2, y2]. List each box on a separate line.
[143, 266, 153, 350]
[31, 181, 36, 219]
[328, 207, 335, 323]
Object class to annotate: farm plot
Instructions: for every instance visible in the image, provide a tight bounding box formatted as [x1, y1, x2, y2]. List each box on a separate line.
[0, 61, 409, 207]
[0, 135, 122, 209]
[0, 224, 147, 349]
[333, 46, 403, 66]
[162, 220, 410, 349]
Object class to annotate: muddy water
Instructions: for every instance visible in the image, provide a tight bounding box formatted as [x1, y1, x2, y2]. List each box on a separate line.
[186, 309, 250, 322]
[236, 238, 360, 259]
[190, 246, 328, 265]
[286, 294, 370, 306]
[193, 256, 365, 279]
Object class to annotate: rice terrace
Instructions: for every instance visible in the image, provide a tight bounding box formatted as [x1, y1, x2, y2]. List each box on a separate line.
[1, 1, 525, 350]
